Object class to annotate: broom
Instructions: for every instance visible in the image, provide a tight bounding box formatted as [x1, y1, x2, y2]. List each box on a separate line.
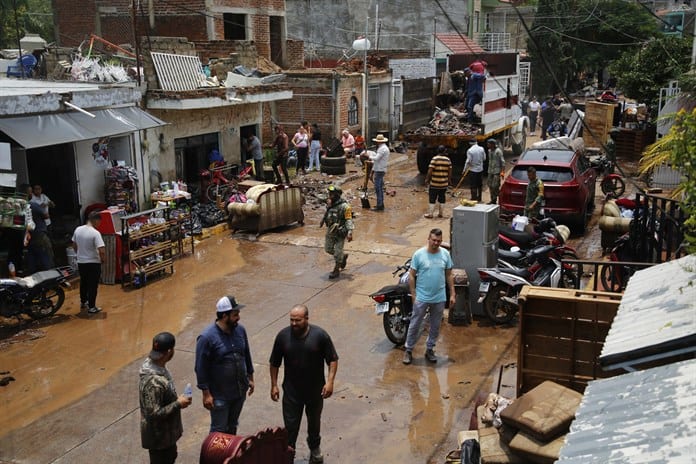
[450, 168, 469, 197]
[360, 160, 373, 208]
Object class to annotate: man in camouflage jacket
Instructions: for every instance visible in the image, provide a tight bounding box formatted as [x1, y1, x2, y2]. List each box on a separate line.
[139, 332, 191, 464]
[322, 185, 354, 279]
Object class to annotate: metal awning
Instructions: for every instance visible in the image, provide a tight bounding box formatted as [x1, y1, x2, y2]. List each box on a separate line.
[0, 106, 167, 149]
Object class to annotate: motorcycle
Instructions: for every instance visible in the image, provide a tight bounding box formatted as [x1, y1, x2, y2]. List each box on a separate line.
[0, 266, 74, 321]
[591, 155, 625, 199]
[477, 245, 566, 324]
[370, 259, 413, 345]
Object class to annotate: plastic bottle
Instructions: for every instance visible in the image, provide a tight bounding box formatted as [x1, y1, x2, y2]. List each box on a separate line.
[8, 262, 16, 278]
[184, 383, 193, 398]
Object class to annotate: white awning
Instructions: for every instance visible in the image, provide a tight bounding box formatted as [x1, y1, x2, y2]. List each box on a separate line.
[0, 106, 167, 149]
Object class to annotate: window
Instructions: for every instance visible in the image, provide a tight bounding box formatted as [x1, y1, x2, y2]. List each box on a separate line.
[474, 11, 480, 33]
[348, 96, 359, 126]
[224, 13, 246, 40]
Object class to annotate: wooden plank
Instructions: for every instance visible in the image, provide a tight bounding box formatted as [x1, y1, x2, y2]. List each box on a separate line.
[523, 334, 603, 360]
[130, 241, 171, 260]
[521, 300, 617, 322]
[522, 316, 613, 341]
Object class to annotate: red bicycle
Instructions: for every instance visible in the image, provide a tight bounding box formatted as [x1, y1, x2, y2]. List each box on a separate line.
[201, 160, 254, 203]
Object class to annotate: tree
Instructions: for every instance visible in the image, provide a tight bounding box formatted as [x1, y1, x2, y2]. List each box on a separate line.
[640, 107, 696, 253]
[609, 36, 692, 117]
[527, 0, 656, 97]
[0, 0, 54, 49]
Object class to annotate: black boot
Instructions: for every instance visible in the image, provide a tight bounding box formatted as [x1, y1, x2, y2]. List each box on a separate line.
[329, 266, 340, 279]
[340, 253, 348, 270]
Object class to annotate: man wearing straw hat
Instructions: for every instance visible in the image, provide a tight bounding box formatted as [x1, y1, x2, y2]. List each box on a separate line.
[364, 134, 390, 211]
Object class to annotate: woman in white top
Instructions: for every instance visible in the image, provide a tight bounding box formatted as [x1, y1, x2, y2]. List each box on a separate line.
[292, 126, 309, 176]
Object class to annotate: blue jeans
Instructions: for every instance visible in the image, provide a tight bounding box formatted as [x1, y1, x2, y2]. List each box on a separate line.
[309, 141, 321, 170]
[405, 300, 445, 352]
[374, 171, 385, 208]
[210, 397, 246, 434]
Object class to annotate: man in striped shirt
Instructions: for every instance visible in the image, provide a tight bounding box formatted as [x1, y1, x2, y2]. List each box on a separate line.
[424, 145, 452, 218]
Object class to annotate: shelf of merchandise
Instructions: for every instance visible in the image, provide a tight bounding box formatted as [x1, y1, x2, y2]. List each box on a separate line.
[121, 206, 174, 288]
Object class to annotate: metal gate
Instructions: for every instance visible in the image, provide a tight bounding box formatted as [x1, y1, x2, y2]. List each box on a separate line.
[400, 78, 434, 134]
[632, 192, 687, 263]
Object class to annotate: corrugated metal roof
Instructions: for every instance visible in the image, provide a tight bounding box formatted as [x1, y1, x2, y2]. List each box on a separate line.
[151, 52, 205, 91]
[599, 254, 696, 369]
[557, 358, 696, 463]
[435, 34, 485, 54]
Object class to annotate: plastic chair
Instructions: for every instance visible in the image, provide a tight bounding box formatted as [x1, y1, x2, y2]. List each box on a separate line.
[6, 54, 37, 78]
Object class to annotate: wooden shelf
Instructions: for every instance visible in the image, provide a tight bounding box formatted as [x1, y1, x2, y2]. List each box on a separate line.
[130, 241, 171, 260]
[128, 222, 170, 241]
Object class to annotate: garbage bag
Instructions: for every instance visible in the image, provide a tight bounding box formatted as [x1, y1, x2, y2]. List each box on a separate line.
[460, 439, 480, 464]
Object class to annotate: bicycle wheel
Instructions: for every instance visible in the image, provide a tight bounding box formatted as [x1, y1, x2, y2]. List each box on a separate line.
[206, 183, 230, 203]
[600, 262, 623, 292]
[601, 176, 625, 198]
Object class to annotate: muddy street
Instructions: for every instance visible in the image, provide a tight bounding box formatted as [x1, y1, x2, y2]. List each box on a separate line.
[0, 141, 617, 463]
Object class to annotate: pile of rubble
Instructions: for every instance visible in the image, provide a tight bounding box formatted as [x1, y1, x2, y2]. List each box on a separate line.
[409, 107, 480, 137]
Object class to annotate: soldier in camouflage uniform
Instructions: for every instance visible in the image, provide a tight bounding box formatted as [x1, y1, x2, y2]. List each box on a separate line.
[322, 185, 354, 279]
[139, 332, 192, 464]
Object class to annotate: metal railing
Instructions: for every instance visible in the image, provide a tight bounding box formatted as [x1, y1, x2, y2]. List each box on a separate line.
[562, 258, 654, 292]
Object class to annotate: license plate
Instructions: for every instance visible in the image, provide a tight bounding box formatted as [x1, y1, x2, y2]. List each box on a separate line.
[375, 302, 390, 314]
[479, 282, 490, 292]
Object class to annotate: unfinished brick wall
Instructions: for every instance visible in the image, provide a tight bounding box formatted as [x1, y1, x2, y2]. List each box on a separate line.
[252, 15, 271, 60]
[335, 75, 363, 137]
[275, 75, 334, 137]
[286, 40, 304, 70]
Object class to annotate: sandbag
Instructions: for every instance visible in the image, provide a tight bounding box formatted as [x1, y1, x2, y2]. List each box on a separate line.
[602, 200, 621, 217]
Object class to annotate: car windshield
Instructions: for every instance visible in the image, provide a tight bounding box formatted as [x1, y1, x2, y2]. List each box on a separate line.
[511, 166, 574, 183]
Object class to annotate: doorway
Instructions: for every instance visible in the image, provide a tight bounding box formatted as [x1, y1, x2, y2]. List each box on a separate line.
[174, 132, 220, 186]
[26, 143, 79, 218]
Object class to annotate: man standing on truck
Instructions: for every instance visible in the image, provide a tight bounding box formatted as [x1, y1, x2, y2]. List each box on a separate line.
[464, 68, 486, 123]
[464, 140, 486, 202]
[486, 139, 505, 205]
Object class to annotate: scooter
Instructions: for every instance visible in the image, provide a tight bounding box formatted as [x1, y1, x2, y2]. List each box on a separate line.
[0, 266, 74, 321]
[477, 245, 565, 324]
[591, 155, 625, 199]
[370, 259, 413, 345]
[498, 217, 568, 250]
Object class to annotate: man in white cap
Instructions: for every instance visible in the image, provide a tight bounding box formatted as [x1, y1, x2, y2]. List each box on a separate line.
[195, 296, 254, 435]
[363, 134, 390, 211]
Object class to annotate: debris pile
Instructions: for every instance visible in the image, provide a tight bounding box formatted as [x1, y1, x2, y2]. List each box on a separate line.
[409, 107, 480, 137]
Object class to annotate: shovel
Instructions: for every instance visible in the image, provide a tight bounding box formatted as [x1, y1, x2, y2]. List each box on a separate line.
[450, 168, 469, 197]
[361, 160, 373, 209]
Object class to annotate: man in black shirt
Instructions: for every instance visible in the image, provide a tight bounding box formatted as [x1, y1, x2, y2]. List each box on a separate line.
[269, 304, 338, 463]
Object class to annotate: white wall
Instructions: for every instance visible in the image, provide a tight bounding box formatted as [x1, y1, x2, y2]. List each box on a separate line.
[74, 134, 134, 216]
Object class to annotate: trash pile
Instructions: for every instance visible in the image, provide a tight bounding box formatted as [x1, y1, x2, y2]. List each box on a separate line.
[71, 56, 131, 83]
[409, 107, 480, 137]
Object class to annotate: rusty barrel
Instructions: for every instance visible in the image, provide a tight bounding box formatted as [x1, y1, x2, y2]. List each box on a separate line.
[200, 428, 292, 464]
[200, 432, 247, 464]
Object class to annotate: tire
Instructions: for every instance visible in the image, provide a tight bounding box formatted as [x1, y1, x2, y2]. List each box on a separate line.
[484, 284, 518, 324]
[382, 302, 410, 346]
[417, 144, 433, 175]
[206, 183, 231, 203]
[601, 176, 625, 198]
[28, 286, 65, 320]
[600, 262, 624, 292]
[321, 164, 346, 175]
[559, 251, 581, 289]
[320, 155, 347, 167]
[511, 126, 527, 156]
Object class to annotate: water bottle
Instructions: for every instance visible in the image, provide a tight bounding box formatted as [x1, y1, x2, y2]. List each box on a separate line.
[8, 262, 16, 278]
[184, 383, 192, 399]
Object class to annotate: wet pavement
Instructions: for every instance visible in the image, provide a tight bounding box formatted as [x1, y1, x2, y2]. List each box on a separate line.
[0, 140, 625, 463]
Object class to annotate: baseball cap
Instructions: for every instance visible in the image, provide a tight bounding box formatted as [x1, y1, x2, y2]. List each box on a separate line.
[149, 332, 176, 360]
[216, 295, 245, 313]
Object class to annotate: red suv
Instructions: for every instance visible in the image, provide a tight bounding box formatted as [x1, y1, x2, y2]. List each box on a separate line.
[498, 141, 597, 232]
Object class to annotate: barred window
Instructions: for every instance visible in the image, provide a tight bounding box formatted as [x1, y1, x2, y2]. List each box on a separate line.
[348, 96, 359, 126]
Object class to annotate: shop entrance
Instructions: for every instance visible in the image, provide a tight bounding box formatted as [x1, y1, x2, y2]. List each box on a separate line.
[175, 132, 220, 187]
[25, 143, 79, 221]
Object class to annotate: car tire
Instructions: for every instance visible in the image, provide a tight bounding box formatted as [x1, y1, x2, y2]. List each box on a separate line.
[321, 164, 346, 175]
[511, 127, 527, 156]
[417, 144, 433, 175]
[321, 155, 347, 167]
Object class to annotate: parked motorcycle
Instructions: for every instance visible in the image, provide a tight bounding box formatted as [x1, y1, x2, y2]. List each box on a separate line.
[591, 155, 625, 199]
[477, 245, 566, 324]
[0, 266, 74, 320]
[370, 259, 413, 345]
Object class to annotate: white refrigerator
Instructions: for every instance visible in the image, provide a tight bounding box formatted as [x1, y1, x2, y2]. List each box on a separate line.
[451, 204, 499, 316]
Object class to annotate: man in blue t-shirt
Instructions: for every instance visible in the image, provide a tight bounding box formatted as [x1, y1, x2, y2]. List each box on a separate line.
[403, 228, 456, 365]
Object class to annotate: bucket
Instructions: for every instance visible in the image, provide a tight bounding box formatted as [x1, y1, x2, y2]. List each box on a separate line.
[512, 215, 529, 232]
[199, 432, 247, 464]
[65, 247, 78, 272]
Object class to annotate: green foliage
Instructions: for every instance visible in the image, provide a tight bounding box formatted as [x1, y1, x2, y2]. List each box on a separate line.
[641, 108, 696, 253]
[528, 0, 656, 96]
[609, 36, 691, 116]
[0, 0, 54, 49]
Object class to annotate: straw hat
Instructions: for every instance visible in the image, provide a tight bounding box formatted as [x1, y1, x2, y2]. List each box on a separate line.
[373, 134, 389, 143]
